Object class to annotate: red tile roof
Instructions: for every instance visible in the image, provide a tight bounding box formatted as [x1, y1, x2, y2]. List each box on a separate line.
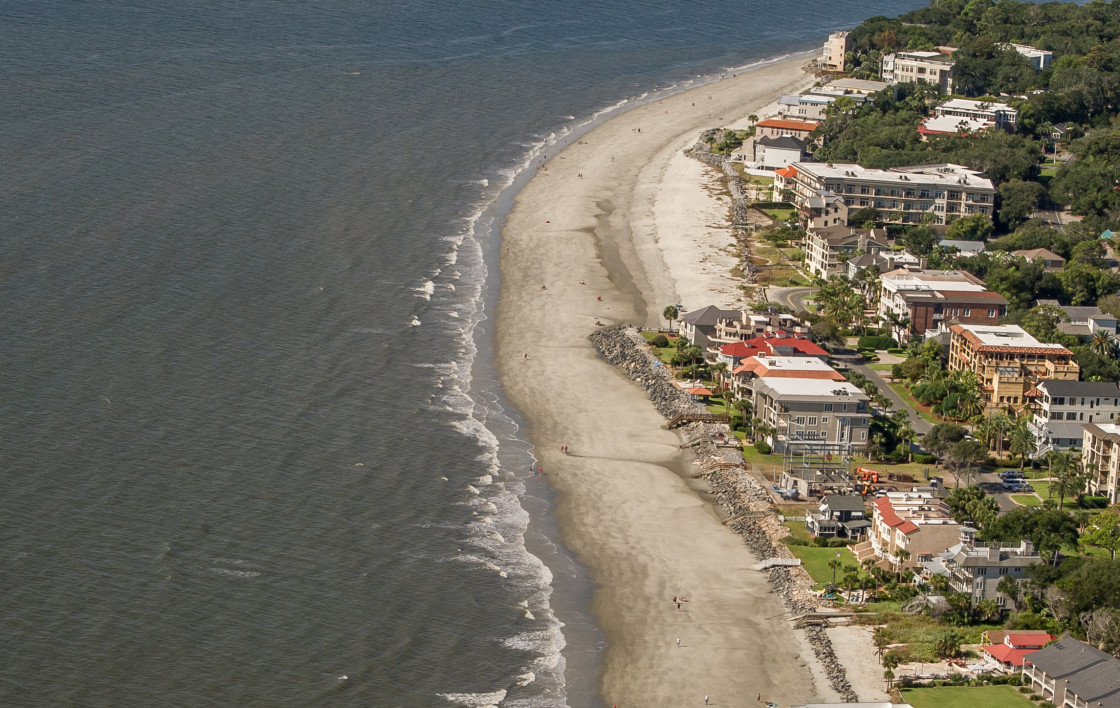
[688, 387, 713, 396]
[981, 641, 1049, 667]
[775, 165, 799, 178]
[1006, 633, 1054, 648]
[757, 118, 820, 131]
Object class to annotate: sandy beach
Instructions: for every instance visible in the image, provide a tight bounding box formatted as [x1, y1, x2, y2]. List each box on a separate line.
[495, 55, 826, 705]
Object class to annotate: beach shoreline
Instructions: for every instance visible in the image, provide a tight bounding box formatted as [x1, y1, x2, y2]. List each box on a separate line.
[494, 54, 832, 704]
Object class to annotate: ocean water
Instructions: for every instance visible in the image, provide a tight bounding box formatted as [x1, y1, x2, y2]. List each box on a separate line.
[0, 1, 924, 705]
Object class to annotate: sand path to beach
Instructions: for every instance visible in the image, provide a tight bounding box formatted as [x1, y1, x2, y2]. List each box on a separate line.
[495, 56, 827, 705]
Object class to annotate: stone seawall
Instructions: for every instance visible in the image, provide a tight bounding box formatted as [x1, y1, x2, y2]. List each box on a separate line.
[590, 326, 857, 701]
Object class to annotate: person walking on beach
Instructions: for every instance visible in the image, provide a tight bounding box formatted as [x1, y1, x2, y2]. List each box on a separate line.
[705, 696, 709, 705]
[676, 637, 680, 648]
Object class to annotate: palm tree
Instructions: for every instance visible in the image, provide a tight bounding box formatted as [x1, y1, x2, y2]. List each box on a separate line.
[894, 549, 911, 583]
[881, 310, 911, 345]
[663, 305, 679, 332]
[1048, 450, 1083, 510]
[828, 558, 842, 585]
[872, 627, 888, 663]
[898, 425, 917, 462]
[990, 411, 1011, 458]
[957, 387, 985, 420]
[1091, 328, 1117, 358]
[1008, 422, 1037, 471]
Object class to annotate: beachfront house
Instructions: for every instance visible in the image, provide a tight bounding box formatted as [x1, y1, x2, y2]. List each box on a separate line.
[754, 118, 819, 142]
[750, 378, 871, 454]
[855, 490, 962, 572]
[804, 494, 868, 539]
[777, 93, 849, 122]
[712, 309, 812, 342]
[980, 632, 1055, 672]
[947, 324, 1079, 412]
[729, 354, 843, 399]
[678, 305, 740, 349]
[715, 336, 829, 370]
[772, 162, 995, 227]
[1080, 423, 1120, 505]
[1026, 379, 1120, 457]
[740, 135, 807, 172]
[816, 78, 891, 97]
[1022, 637, 1120, 708]
[921, 531, 1040, 607]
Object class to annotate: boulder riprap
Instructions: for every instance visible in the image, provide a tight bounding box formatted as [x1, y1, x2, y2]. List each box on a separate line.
[589, 325, 858, 702]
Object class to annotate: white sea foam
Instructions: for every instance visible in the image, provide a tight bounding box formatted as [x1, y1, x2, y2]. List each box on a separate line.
[415, 280, 435, 300]
[409, 316, 422, 327]
[437, 689, 507, 707]
[476, 474, 492, 486]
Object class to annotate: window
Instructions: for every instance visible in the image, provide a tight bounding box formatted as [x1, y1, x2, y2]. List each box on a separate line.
[860, 430, 867, 440]
[795, 416, 805, 426]
[988, 309, 996, 318]
[842, 404, 848, 411]
[999, 567, 1009, 576]
[808, 416, 818, 426]
[1066, 412, 1078, 421]
[821, 417, 829, 425]
[963, 309, 971, 317]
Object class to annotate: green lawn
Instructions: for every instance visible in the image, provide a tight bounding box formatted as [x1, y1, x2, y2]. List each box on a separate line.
[1012, 494, 1042, 507]
[759, 207, 796, 222]
[1031, 481, 1080, 508]
[901, 685, 1035, 708]
[861, 612, 1002, 662]
[786, 544, 860, 586]
[888, 382, 942, 425]
[868, 363, 894, 371]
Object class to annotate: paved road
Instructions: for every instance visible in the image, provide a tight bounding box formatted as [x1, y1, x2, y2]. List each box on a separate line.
[764, 285, 817, 313]
[975, 468, 1019, 511]
[833, 351, 933, 436]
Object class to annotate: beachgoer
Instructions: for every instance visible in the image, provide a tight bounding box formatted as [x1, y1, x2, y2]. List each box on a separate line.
[757, 694, 761, 702]
[676, 637, 680, 647]
[677, 602, 681, 611]
[672, 596, 677, 604]
[705, 696, 709, 705]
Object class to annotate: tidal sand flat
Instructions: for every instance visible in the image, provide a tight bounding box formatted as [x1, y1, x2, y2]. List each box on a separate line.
[495, 55, 833, 705]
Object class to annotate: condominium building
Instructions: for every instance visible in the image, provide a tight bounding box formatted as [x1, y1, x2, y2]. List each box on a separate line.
[1027, 379, 1120, 457]
[754, 118, 819, 141]
[878, 268, 1008, 337]
[777, 93, 850, 122]
[1022, 637, 1120, 708]
[1080, 423, 1120, 505]
[882, 51, 956, 93]
[773, 162, 995, 226]
[948, 324, 1079, 410]
[818, 30, 850, 71]
[751, 378, 870, 454]
[922, 533, 1040, 607]
[855, 490, 963, 571]
[803, 225, 888, 279]
[729, 354, 844, 398]
[934, 98, 1018, 129]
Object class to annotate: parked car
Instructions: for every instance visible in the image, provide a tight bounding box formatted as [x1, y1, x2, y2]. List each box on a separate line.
[998, 470, 1024, 480]
[1007, 483, 1034, 493]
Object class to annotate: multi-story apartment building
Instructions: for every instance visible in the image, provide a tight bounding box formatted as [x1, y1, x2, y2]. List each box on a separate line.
[818, 30, 850, 71]
[878, 268, 1008, 338]
[948, 324, 1079, 410]
[773, 162, 995, 226]
[1027, 380, 1120, 457]
[751, 378, 870, 454]
[934, 98, 1018, 129]
[777, 93, 844, 122]
[1022, 637, 1120, 708]
[923, 533, 1040, 607]
[1080, 423, 1120, 505]
[855, 490, 963, 571]
[803, 226, 888, 279]
[882, 50, 956, 93]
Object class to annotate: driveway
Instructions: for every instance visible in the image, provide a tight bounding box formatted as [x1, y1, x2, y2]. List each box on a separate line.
[975, 468, 1021, 512]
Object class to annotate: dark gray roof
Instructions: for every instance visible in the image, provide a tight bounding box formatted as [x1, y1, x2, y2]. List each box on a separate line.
[1067, 659, 1120, 706]
[847, 253, 880, 269]
[939, 239, 986, 252]
[757, 135, 806, 151]
[1025, 637, 1116, 678]
[822, 494, 866, 512]
[681, 305, 738, 326]
[841, 519, 871, 530]
[1038, 379, 1120, 398]
[1061, 305, 1105, 322]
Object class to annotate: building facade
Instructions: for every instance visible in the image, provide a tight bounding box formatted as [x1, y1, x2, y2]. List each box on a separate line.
[819, 30, 850, 71]
[948, 324, 1079, 410]
[1022, 637, 1120, 708]
[856, 491, 963, 571]
[882, 51, 956, 93]
[751, 378, 870, 453]
[934, 98, 1018, 129]
[754, 118, 819, 141]
[1027, 380, 1120, 457]
[1081, 423, 1120, 505]
[924, 535, 1040, 607]
[878, 268, 1008, 338]
[804, 226, 888, 279]
[773, 162, 995, 226]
